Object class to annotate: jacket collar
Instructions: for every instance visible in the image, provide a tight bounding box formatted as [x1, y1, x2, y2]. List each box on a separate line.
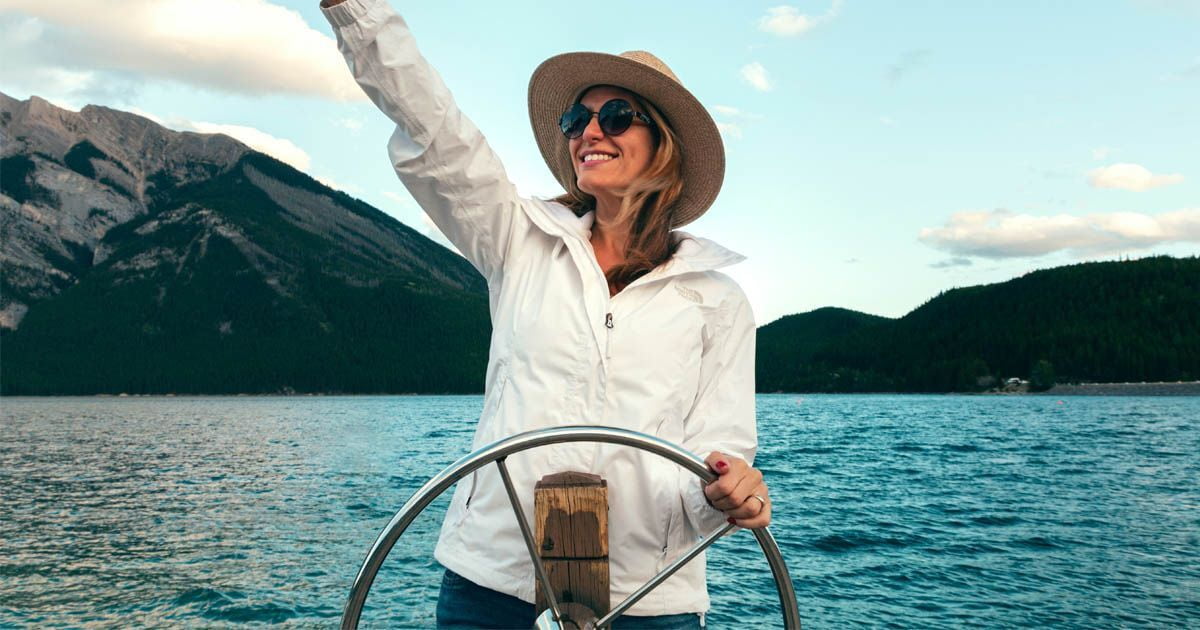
[533, 200, 745, 277]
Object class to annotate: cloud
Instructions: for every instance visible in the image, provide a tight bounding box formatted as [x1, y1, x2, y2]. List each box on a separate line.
[918, 208, 1200, 259]
[757, 2, 842, 37]
[381, 191, 412, 206]
[712, 105, 764, 120]
[712, 104, 758, 139]
[716, 122, 743, 139]
[885, 49, 932, 83]
[0, 0, 365, 103]
[929, 257, 973, 269]
[334, 117, 364, 132]
[1091, 146, 1115, 160]
[1088, 163, 1184, 191]
[313, 174, 361, 195]
[126, 106, 311, 171]
[741, 62, 772, 91]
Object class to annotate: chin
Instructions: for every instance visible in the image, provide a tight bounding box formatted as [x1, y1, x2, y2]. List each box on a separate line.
[577, 176, 619, 197]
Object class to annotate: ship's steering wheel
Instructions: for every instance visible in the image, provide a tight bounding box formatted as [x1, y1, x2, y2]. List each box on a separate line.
[340, 426, 801, 629]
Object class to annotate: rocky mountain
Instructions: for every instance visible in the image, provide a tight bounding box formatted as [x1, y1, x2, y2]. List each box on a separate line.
[1, 92, 490, 394]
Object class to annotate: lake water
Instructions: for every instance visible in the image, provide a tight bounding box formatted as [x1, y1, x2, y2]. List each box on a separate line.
[1, 395, 1197, 628]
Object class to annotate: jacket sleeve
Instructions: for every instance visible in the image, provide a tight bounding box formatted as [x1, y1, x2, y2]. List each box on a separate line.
[678, 287, 759, 536]
[321, 0, 530, 284]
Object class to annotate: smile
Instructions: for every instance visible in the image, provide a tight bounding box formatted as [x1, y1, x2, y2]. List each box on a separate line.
[579, 150, 618, 165]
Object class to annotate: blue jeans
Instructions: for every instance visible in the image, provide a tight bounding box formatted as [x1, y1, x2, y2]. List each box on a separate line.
[436, 569, 704, 629]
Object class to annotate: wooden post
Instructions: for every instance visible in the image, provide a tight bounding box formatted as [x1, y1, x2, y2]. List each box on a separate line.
[534, 471, 609, 619]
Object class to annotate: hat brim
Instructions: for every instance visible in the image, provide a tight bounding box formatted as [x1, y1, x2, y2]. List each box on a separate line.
[527, 52, 725, 228]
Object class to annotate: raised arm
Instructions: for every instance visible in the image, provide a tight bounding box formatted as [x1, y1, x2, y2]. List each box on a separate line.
[320, 0, 529, 283]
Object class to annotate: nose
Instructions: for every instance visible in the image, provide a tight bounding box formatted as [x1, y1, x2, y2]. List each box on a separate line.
[580, 113, 605, 142]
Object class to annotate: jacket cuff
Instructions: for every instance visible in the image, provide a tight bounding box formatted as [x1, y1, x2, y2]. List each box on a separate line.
[321, 0, 389, 39]
[680, 468, 734, 535]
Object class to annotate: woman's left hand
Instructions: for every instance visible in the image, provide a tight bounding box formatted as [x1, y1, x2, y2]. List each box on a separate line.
[703, 452, 771, 529]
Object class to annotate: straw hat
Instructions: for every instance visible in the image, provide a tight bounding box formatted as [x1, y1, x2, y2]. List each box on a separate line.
[527, 51, 725, 228]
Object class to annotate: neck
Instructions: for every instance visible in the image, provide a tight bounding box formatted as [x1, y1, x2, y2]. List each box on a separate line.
[589, 195, 630, 275]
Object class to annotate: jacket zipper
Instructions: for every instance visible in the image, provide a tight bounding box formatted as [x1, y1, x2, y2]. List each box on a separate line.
[604, 312, 614, 360]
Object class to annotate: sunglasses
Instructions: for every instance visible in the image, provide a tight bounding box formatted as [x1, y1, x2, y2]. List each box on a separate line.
[559, 98, 655, 139]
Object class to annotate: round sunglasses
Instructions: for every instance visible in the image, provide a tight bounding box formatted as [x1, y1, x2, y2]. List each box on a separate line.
[559, 98, 655, 139]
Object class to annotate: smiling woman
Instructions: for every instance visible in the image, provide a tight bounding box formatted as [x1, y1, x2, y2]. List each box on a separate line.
[318, 0, 769, 627]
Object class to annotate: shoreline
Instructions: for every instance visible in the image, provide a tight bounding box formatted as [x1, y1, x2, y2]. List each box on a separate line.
[1037, 381, 1200, 396]
[4, 382, 1200, 398]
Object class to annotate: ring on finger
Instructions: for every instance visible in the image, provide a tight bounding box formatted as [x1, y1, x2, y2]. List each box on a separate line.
[750, 494, 767, 514]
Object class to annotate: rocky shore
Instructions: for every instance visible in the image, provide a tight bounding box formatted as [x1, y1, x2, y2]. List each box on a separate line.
[1039, 381, 1200, 396]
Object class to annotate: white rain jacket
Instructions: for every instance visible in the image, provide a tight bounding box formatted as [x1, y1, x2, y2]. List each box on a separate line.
[322, 0, 757, 616]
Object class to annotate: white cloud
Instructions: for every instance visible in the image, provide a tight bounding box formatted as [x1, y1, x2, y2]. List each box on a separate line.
[313, 174, 361, 195]
[716, 122, 743, 139]
[712, 105, 763, 120]
[334, 117, 364, 132]
[1088, 163, 1184, 191]
[194, 121, 312, 171]
[741, 62, 772, 91]
[0, 0, 365, 102]
[382, 191, 412, 206]
[757, 2, 842, 37]
[126, 106, 311, 171]
[710, 103, 748, 138]
[918, 208, 1200, 259]
[1091, 146, 1115, 160]
[929, 257, 973, 269]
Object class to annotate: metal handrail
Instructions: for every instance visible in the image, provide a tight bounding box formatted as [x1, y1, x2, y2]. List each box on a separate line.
[340, 425, 801, 629]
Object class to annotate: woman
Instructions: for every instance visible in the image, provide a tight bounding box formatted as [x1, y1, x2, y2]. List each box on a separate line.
[320, 0, 771, 627]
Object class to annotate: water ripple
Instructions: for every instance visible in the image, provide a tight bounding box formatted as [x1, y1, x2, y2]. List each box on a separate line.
[2, 394, 1198, 628]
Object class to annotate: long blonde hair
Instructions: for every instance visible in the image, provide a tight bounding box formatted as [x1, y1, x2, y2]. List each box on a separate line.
[554, 91, 685, 291]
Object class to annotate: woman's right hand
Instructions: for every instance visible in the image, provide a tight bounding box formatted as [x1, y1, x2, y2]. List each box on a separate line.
[703, 451, 771, 529]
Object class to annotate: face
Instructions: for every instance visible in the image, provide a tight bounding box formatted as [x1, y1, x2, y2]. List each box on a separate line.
[568, 86, 657, 201]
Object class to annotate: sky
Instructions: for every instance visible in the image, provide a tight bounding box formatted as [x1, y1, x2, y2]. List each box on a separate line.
[2, 0, 1197, 324]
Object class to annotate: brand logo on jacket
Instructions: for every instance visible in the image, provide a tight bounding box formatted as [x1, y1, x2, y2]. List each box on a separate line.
[674, 284, 703, 304]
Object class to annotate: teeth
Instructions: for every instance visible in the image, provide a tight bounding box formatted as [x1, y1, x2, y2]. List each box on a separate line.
[583, 153, 615, 162]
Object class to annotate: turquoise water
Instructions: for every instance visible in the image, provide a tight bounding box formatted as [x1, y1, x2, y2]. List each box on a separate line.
[1, 395, 1197, 628]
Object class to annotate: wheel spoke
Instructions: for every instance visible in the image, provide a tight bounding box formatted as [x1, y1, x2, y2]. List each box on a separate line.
[495, 457, 563, 624]
[594, 521, 736, 628]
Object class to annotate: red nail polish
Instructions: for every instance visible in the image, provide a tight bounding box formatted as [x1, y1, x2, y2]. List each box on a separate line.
[727, 517, 737, 525]
[715, 460, 728, 471]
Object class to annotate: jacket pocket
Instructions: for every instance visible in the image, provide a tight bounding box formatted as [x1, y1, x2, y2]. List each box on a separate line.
[448, 469, 479, 529]
[654, 416, 686, 565]
[461, 471, 478, 512]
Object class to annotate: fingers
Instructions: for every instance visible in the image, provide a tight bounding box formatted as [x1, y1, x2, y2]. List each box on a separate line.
[703, 451, 772, 528]
[704, 451, 731, 475]
[724, 482, 769, 520]
[703, 459, 763, 511]
[732, 491, 772, 529]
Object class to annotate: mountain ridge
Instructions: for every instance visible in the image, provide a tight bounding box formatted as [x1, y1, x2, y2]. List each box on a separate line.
[1, 92, 490, 395]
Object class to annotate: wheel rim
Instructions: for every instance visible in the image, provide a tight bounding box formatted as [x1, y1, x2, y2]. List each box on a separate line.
[340, 425, 801, 629]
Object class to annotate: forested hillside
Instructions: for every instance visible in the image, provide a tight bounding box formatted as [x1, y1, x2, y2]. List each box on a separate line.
[757, 256, 1200, 393]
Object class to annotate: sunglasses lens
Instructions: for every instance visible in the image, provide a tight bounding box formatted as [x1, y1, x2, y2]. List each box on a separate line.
[559, 103, 590, 139]
[598, 99, 634, 136]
